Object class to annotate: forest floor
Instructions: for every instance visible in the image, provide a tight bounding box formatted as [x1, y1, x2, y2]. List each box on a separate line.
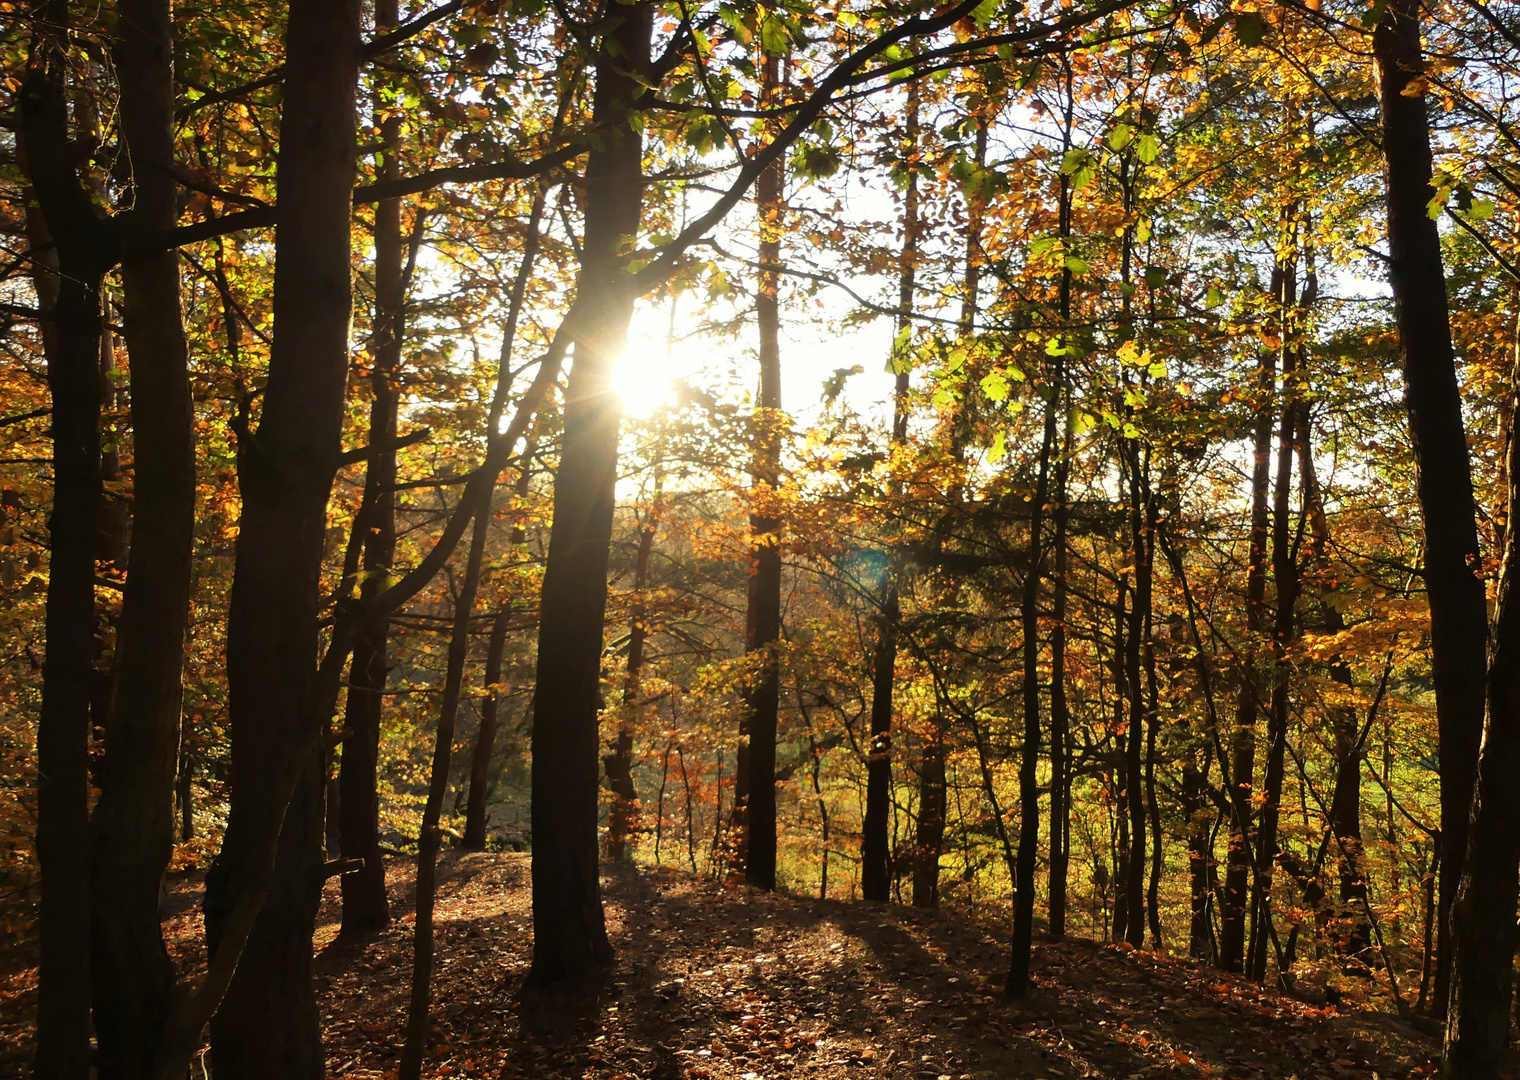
[0, 851, 1454, 1078]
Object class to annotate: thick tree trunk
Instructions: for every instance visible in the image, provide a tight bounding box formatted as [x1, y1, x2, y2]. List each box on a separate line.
[863, 80, 918, 903]
[464, 607, 511, 849]
[90, 0, 198, 1071]
[528, 3, 651, 983]
[202, 1, 361, 1074]
[1443, 360, 1520, 1078]
[1372, 0, 1488, 1016]
[337, 0, 404, 936]
[20, 4, 113, 1072]
[742, 47, 785, 893]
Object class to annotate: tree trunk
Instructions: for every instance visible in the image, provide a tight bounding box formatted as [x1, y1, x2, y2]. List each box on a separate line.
[863, 79, 918, 903]
[337, 0, 404, 936]
[399, 490, 494, 1079]
[90, 0, 198, 1069]
[463, 608, 510, 850]
[1221, 321, 1277, 972]
[1007, 303, 1063, 998]
[1443, 352, 1520, 1078]
[1123, 446, 1149, 950]
[606, 481, 659, 861]
[528, 3, 651, 983]
[1373, 0, 1488, 1016]
[202, 1, 361, 1074]
[1247, 328, 1300, 983]
[742, 46, 786, 893]
[20, 3, 114, 1072]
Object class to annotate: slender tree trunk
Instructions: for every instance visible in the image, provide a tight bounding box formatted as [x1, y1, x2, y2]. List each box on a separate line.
[912, 118, 986, 910]
[202, 1, 361, 1074]
[742, 46, 786, 893]
[337, 0, 403, 936]
[606, 484, 660, 860]
[1372, 0, 1488, 1017]
[1183, 759, 1212, 959]
[464, 608, 510, 850]
[528, 4, 651, 983]
[1048, 411, 1072, 937]
[1221, 317, 1277, 972]
[20, 4, 115, 1072]
[89, 0, 198, 1070]
[1112, 577, 1131, 944]
[863, 78, 918, 903]
[1007, 303, 1063, 998]
[399, 490, 495, 1079]
[1247, 328, 1299, 983]
[1123, 448, 1149, 950]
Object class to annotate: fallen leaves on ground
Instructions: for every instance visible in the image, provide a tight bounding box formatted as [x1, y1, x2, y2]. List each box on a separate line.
[0, 852, 1451, 1079]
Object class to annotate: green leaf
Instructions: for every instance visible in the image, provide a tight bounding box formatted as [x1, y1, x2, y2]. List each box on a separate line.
[1205, 285, 1225, 309]
[1029, 235, 1058, 259]
[1234, 11, 1266, 46]
[1064, 255, 1090, 277]
[1135, 133, 1161, 165]
[1060, 148, 1088, 175]
[988, 430, 1007, 464]
[759, 11, 791, 55]
[1147, 359, 1168, 379]
[1470, 197, 1497, 220]
[980, 370, 1011, 402]
[1109, 123, 1134, 151]
[1135, 218, 1152, 243]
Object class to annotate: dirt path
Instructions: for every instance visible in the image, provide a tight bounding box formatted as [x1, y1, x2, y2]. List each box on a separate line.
[0, 851, 1446, 1078]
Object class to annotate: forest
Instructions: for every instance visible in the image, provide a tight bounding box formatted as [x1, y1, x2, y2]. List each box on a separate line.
[3, 0, 1520, 1075]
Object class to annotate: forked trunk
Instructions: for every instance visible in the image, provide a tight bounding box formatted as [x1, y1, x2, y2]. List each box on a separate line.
[202, 1, 361, 1073]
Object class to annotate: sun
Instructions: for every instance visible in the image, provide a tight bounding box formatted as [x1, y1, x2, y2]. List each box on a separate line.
[611, 344, 675, 419]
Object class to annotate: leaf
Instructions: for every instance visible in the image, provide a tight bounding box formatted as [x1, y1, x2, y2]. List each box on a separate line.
[1205, 285, 1225, 309]
[1234, 11, 1266, 46]
[1029, 236, 1058, 259]
[1109, 123, 1134, 151]
[1469, 197, 1496, 220]
[1147, 359, 1168, 379]
[1135, 218, 1152, 243]
[987, 431, 1007, 464]
[1135, 133, 1161, 165]
[1064, 255, 1090, 277]
[980, 370, 1011, 402]
[1059, 148, 1089, 176]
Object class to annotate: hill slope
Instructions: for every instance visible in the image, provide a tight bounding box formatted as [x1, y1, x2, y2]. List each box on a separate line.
[0, 851, 1446, 1078]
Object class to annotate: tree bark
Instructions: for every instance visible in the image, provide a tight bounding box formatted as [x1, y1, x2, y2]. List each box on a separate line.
[863, 78, 918, 903]
[89, 0, 198, 1070]
[1221, 317, 1277, 972]
[202, 1, 361, 1074]
[528, 3, 651, 983]
[742, 45, 786, 893]
[606, 478, 660, 861]
[464, 606, 511, 850]
[20, 3, 114, 1072]
[1007, 300, 1063, 998]
[1247, 325, 1300, 983]
[1443, 350, 1520, 1078]
[1373, 0, 1488, 1016]
[1123, 445, 1150, 950]
[337, 0, 404, 937]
